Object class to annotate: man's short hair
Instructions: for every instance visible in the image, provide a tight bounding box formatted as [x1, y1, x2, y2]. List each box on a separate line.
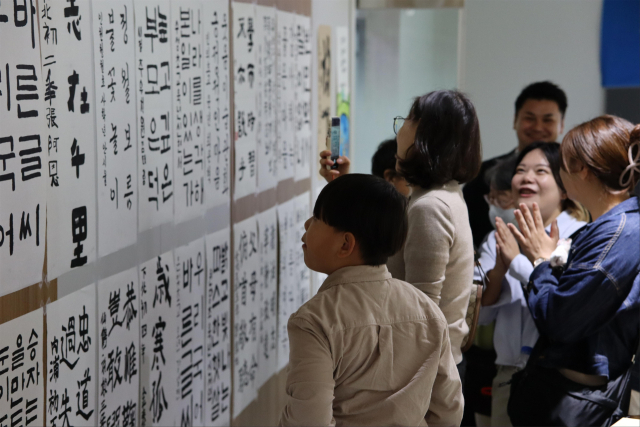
[515, 81, 568, 118]
[397, 90, 482, 188]
[371, 139, 398, 178]
[313, 174, 408, 266]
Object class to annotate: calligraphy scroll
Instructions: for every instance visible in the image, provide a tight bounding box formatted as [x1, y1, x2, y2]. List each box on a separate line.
[294, 15, 312, 181]
[93, 0, 139, 257]
[276, 11, 296, 181]
[276, 197, 296, 371]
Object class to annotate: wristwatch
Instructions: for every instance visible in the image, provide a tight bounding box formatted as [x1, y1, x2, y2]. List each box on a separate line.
[533, 257, 548, 267]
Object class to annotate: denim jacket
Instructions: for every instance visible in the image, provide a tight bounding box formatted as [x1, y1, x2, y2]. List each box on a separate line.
[528, 197, 640, 379]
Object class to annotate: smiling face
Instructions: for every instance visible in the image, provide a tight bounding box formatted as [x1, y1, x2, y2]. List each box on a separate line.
[512, 148, 565, 224]
[514, 99, 564, 150]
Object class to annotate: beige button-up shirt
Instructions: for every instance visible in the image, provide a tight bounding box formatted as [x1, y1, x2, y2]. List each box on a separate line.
[279, 265, 463, 427]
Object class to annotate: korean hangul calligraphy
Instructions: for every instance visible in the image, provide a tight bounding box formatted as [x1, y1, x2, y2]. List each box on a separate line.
[139, 251, 178, 426]
[0, 0, 46, 295]
[135, 0, 175, 232]
[175, 238, 206, 426]
[203, 0, 231, 209]
[173, 2, 206, 224]
[205, 228, 231, 427]
[232, 217, 260, 416]
[256, 207, 278, 389]
[42, 0, 98, 280]
[0, 308, 43, 427]
[232, 2, 257, 200]
[93, 0, 138, 257]
[98, 268, 140, 427]
[46, 285, 97, 426]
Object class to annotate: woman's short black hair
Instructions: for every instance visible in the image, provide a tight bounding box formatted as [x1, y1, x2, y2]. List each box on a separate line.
[371, 139, 398, 178]
[397, 90, 482, 189]
[313, 174, 408, 266]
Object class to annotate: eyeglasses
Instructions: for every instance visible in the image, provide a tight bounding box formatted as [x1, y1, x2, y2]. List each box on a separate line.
[393, 116, 405, 135]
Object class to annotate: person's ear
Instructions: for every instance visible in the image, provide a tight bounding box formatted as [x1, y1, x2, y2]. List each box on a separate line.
[337, 232, 357, 259]
[578, 166, 590, 182]
[383, 169, 395, 183]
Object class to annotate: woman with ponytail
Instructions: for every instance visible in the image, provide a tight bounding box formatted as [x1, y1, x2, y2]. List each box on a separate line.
[506, 115, 640, 426]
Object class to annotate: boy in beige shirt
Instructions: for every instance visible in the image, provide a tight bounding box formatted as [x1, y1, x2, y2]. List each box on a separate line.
[279, 174, 463, 427]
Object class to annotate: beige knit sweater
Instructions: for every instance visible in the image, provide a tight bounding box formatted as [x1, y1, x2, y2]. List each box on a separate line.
[387, 180, 474, 364]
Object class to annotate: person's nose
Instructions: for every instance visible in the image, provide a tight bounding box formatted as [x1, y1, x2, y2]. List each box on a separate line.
[522, 169, 536, 183]
[532, 118, 544, 132]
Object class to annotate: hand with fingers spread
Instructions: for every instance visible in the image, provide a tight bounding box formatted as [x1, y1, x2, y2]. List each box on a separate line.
[508, 202, 559, 263]
[495, 217, 520, 267]
[319, 147, 351, 182]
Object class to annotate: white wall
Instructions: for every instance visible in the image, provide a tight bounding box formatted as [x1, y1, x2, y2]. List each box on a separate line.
[459, 0, 605, 161]
[353, 8, 459, 174]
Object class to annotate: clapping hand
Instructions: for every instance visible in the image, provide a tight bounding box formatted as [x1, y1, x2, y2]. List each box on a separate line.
[495, 217, 520, 268]
[508, 203, 559, 263]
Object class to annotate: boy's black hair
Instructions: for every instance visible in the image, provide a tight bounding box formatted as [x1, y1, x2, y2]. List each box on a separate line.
[515, 81, 568, 118]
[313, 174, 408, 266]
[371, 139, 398, 178]
[485, 153, 518, 192]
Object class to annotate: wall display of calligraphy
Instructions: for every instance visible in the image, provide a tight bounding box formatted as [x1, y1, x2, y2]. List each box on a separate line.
[172, 1, 206, 224]
[256, 5, 278, 192]
[0, 0, 46, 295]
[232, 216, 260, 416]
[46, 284, 97, 426]
[232, 2, 258, 200]
[92, 0, 139, 257]
[294, 15, 312, 182]
[0, 308, 43, 426]
[316, 25, 331, 180]
[256, 206, 278, 389]
[134, 0, 175, 232]
[205, 228, 232, 427]
[98, 267, 140, 427]
[41, 0, 97, 280]
[203, 0, 232, 209]
[276, 10, 296, 182]
[276, 197, 295, 371]
[175, 237, 207, 426]
[139, 251, 178, 426]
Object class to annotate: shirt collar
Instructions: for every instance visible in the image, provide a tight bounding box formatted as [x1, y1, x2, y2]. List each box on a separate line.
[318, 265, 391, 293]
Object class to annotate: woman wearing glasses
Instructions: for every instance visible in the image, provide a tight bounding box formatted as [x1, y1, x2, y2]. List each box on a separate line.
[320, 90, 482, 376]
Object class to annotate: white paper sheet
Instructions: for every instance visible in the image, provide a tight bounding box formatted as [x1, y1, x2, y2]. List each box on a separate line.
[93, 0, 139, 257]
[276, 11, 296, 182]
[134, 0, 175, 232]
[97, 267, 140, 426]
[139, 251, 178, 426]
[0, 308, 44, 426]
[0, 0, 46, 295]
[276, 197, 296, 371]
[203, 0, 231, 209]
[46, 284, 98, 426]
[256, 206, 278, 389]
[205, 228, 232, 426]
[172, 1, 206, 224]
[232, 2, 258, 200]
[41, 0, 97, 280]
[294, 15, 312, 182]
[294, 192, 311, 306]
[256, 5, 278, 191]
[175, 237, 207, 426]
[232, 216, 260, 416]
